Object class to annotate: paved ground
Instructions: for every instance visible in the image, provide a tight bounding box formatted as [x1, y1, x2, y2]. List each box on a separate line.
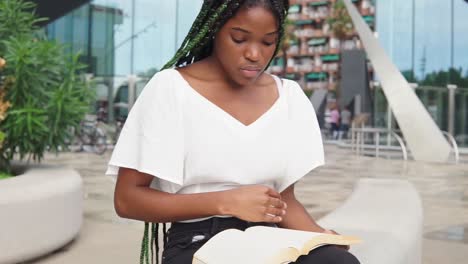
[23, 144, 468, 264]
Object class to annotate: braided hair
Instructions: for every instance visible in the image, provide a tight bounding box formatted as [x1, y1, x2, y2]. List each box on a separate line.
[162, 0, 290, 70]
[141, 1, 290, 263]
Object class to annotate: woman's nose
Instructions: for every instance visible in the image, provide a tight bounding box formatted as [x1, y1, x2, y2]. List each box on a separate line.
[244, 44, 260, 62]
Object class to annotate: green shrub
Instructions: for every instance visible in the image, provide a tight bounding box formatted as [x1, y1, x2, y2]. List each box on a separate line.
[0, 171, 12, 179]
[0, 0, 95, 173]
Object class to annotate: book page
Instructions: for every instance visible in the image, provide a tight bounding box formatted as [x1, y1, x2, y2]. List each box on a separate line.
[245, 226, 323, 250]
[193, 226, 361, 264]
[301, 234, 361, 255]
[247, 226, 361, 260]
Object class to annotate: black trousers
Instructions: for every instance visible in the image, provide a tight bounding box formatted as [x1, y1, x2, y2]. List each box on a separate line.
[162, 217, 360, 264]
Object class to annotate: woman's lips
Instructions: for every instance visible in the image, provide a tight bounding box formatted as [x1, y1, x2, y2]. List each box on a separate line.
[240, 68, 261, 78]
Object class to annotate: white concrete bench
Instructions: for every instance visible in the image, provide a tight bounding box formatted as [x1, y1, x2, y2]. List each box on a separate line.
[0, 165, 83, 264]
[318, 178, 423, 264]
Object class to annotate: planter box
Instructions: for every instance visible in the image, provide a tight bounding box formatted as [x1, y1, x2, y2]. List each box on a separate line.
[0, 164, 83, 264]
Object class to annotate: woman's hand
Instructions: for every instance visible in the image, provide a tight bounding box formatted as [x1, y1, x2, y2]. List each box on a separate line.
[219, 185, 287, 223]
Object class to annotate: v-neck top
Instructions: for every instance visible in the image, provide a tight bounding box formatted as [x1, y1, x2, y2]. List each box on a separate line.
[174, 69, 283, 129]
[106, 69, 324, 221]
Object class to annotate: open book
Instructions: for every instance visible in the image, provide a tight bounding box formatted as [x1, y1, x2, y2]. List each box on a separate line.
[192, 226, 361, 264]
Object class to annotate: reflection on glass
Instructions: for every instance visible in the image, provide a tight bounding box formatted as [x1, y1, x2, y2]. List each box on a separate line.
[45, 1, 204, 122]
[91, 4, 124, 76]
[46, 5, 90, 62]
[414, 0, 451, 80]
[376, 0, 468, 83]
[376, 0, 413, 75]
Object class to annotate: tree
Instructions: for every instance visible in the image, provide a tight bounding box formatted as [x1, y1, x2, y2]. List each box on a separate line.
[326, 0, 355, 100]
[402, 69, 418, 83]
[327, 0, 354, 43]
[421, 68, 468, 88]
[279, 18, 297, 77]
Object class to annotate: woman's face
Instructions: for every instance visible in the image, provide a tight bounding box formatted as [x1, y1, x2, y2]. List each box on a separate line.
[212, 5, 279, 86]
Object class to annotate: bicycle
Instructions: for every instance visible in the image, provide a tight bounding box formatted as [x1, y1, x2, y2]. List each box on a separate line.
[114, 116, 126, 144]
[70, 114, 108, 155]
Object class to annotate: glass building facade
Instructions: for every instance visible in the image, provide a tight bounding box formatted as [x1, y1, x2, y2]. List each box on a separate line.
[47, 0, 203, 76]
[376, 0, 468, 81]
[45, 0, 203, 122]
[44, 0, 468, 146]
[375, 0, 468, 146]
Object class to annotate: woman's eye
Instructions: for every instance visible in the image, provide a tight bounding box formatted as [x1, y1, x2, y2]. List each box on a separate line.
[263, 41, 275, 46]
[232, 38, 246, 44]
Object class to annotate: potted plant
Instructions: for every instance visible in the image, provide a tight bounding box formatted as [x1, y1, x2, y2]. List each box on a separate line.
[0, 1, 94, 263]
[0, 0, 95, 174]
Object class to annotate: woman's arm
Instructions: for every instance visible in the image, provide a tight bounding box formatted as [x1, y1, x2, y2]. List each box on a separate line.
[114, 167, 287, 223]
[279, 184, 351, 250]
[277, 184, 326, 232]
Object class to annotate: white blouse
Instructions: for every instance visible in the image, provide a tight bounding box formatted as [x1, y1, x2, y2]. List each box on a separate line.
[106, 69, 324, 220]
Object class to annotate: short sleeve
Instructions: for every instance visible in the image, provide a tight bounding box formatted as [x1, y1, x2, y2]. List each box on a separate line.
[105, 70, 184, 188]
[276, 80, 325, 192]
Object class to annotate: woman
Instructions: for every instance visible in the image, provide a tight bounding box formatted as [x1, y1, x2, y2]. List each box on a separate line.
[329, 103, 340, 140]
[106, 1, 360, 263]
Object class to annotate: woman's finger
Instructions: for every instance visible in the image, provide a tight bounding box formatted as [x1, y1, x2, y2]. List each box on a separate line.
[265, 206, 286, 217]
[267, 197, 285, 208]
[264, 212, 282, 223]
[265, 188, 281, 199]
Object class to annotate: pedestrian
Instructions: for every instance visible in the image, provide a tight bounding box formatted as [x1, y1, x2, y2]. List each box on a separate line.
[329, 103, 340, 140]
[339, 106, 352, 139]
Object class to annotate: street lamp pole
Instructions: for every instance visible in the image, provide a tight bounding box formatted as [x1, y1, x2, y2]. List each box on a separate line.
[130, 0, 136, 75]
[447, 84, 457, 136]
[451, 0, 454, 68]
[175, 0, 180, 50]
[450, 0, 454, 83]
[411, 0, 415, 79]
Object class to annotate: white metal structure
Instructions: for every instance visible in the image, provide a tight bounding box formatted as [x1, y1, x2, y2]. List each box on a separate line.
[343, 0, 451, 162]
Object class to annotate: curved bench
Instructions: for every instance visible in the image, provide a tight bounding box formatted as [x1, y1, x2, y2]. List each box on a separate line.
[318, 178, 423, 264]
[0, 165, 83, 264]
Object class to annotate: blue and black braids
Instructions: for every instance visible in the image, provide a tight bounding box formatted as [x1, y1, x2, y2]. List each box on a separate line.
[141, 1, 289, 263]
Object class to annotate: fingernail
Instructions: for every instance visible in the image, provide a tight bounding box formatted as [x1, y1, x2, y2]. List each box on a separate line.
[277, 217, 282, 221]
[284, 202, 287, 209]
[282, 210, 286, 215]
